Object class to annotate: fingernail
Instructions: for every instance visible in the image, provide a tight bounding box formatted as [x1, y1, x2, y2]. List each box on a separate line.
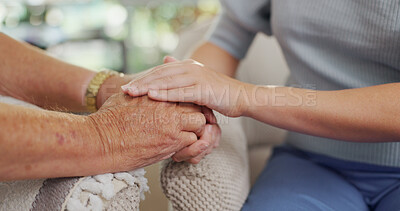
[122, 85, 138, 95]
[200, 144, 209, 151]
[121, 84, 130, 92]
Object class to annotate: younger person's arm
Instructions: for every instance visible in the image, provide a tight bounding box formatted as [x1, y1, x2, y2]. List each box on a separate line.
[122, 58, 400, 143]
[190, 42, 239, 77]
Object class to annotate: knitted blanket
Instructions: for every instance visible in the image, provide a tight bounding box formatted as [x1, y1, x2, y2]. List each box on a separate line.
[0, 95, 148, 211]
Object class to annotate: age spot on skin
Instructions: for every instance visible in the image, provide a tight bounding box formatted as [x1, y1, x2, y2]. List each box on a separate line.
[25, 164, 31, 171]
[56, 132, 65, 145]
[70, 131, 77, 139]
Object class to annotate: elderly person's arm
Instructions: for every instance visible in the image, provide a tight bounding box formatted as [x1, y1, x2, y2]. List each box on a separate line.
[0, 94, 206, 181]
[0, 33, 131, 112]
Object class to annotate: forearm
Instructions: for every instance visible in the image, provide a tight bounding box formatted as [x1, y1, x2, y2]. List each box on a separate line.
[244, 83, 400, 142]
[0, 103, 113, 181]
[0, 33, 96, 112]
[190, 42, 239, 77]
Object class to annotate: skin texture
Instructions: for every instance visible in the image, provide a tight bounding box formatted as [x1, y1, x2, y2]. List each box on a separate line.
[190, 42, 239, 77]
[118, 44, 237, 160]
[0, 94, 206, 181]
[161, 57, 221, 163]
[122, 42, 400, 143]
[122, 58, 250, 117]
[0, 33, 95, 112]
[0, 33, 219, 180]
[89, 94, 208, 174]
[0, 102, 98, 181]
[122, 57, 222, 163]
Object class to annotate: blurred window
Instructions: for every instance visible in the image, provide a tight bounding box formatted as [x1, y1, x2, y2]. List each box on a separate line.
[0, 0, 220, 73]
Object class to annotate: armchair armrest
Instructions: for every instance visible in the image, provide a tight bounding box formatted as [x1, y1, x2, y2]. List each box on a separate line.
[161, 115, 250, 211]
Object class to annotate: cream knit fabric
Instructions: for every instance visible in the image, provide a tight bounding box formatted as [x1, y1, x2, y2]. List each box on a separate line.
[161, 115, 250, 211]
[65, 170, 148, 211]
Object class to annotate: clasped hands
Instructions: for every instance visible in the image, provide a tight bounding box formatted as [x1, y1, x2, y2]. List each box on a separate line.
[91, 59, 225, 168]
[94, 55, 251, 167]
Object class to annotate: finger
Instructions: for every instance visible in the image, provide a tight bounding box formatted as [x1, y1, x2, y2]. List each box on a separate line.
[178, 102, 202, 113]
[186, 150, 208, 164]
[148, 86, 203, 105]
[202, 106, 217, 124]
[121, 68, 156, 93]
[133, 74, 197, 97]
[125, 65, 189, 96]
[180, 112, 206, 137]
[211, 123, 221, 148]
[187, 123, 221, 163]
[121, 63, 184, 94]
[195, 123, 221, 156]
[123, 59, 199, 96]
[172, 139, 210, 162]
[130, 60, 196, 87]
[201, 124, 220, 153]
[173, 124, 215, 163]
[160, 152, 176, 160]
[176, 131, 198, 149]
[164, 56, 178, 63]
[136, 61, 184, 81]
[148, 74, 197, 90]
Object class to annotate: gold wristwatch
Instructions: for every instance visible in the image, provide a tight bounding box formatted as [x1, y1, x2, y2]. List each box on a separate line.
[85, 70, 124, 113]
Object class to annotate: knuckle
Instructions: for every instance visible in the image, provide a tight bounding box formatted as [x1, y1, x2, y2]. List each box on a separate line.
[169, 130, 180, 140]
[188, 133, 197, 142]
[196, 113, 207, 126]
[177, 112, 185, 129]
[163, 75, 174, 84]
[165, 135, 176, 144]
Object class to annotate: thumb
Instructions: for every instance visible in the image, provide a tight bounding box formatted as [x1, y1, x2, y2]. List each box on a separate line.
[163, 56, 178, 64]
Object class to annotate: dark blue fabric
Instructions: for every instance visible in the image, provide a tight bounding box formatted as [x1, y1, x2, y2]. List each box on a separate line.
[242, 147, 400, 211]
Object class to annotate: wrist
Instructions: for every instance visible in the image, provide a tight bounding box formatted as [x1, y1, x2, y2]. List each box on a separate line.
[96, 74, 138, 109]
[238, 83, 256, 117]
[242, 84, 274, 118]
[96, 74, 126, 108]
[86, 110, 131, 172]
[85, 113, 118, 172]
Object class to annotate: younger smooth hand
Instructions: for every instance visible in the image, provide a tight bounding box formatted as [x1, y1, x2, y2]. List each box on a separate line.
[121, 57, 251, 117]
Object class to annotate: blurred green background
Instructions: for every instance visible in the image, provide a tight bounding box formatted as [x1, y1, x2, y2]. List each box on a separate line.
[0, 0, 220, 73]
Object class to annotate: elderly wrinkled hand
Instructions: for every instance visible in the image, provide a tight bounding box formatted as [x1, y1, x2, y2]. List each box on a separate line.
[89, 93, 219, 170]
[171, 105, 221, 164]
[97, 69, 221, 164]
